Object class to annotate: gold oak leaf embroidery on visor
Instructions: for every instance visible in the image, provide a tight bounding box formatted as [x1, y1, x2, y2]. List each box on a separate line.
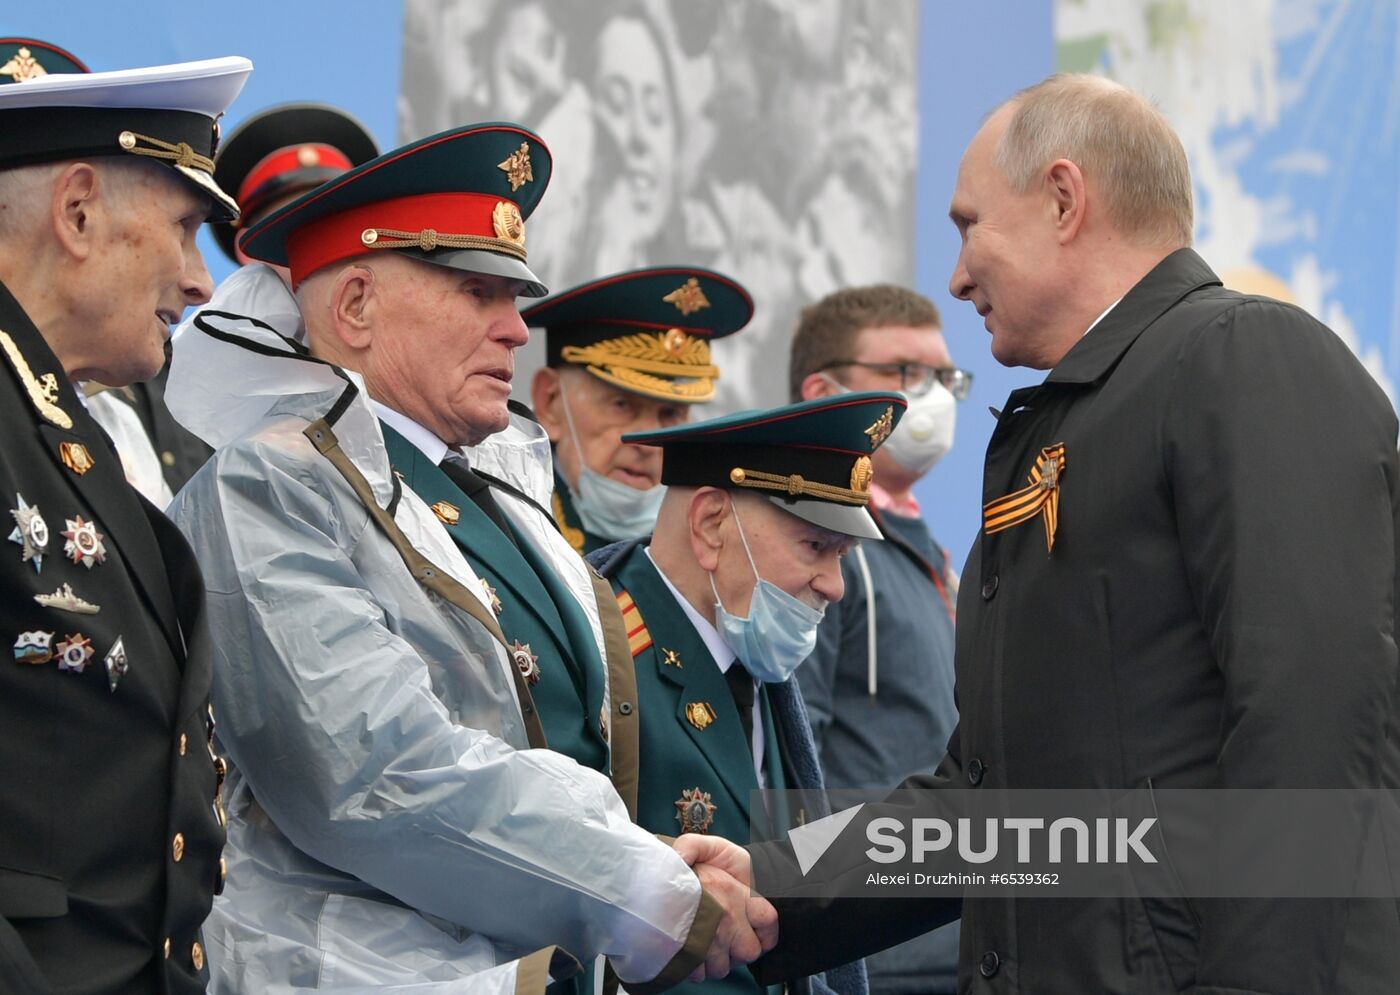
[982, 443, 1066, 553]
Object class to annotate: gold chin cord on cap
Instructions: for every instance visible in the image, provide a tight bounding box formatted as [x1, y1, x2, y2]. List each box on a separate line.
[117, 131, 215, 174]
[727, 456, 874, 507]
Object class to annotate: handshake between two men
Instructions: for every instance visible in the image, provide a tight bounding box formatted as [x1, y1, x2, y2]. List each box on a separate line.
[672, 833, 775, 984]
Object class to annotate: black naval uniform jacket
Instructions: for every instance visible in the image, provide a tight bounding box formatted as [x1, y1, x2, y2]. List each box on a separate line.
[0, 281, 225, 994]
[750, 250, 1400, 994]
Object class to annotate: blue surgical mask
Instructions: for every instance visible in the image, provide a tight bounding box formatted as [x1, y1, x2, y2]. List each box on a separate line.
[709, 501, 826, 684]
[559, 377, 666, 540]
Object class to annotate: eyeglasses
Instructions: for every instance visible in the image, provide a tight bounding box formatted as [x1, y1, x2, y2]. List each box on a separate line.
[819, 361, 974, 401]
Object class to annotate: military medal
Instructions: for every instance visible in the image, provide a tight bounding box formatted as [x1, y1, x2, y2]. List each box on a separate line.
[480, 579, 503, 616]
[508, 640, 540, 685]
[13, 630, 54, 665]
[33, 583, 99, 614]
[982, 443, 1067, 553]
[104, 636, 129, 691]
[55, 633, 93, 673]
[59, 441, 95, 475]
[685, 701, 718, 731]
[61, 516, 106, 568]
[431, 500, 460, 526]
[9, 493, 50, 572]
[675, 787, 717, 834]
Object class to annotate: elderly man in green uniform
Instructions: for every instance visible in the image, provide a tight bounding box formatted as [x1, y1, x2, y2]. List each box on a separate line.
[590, 392, 907, 995]
[528, 266, 752, 554]
[166, 121, 775, 992]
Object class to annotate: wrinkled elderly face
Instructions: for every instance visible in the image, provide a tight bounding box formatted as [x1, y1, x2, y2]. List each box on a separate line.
[80, 163, 214, 385]
[366, 255, 529, 446]
[710, 493, 853, 618]
[947, 108, 1063, 369]
[544, 367, 687, 491]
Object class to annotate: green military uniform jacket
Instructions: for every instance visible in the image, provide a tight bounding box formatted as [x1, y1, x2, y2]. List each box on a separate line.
[599, 539, 866, 995]
[383, 422, 610, 772]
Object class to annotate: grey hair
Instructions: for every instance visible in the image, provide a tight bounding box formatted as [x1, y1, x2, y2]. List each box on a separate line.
[993, 73, 1194, 248]
[0, 157, 163, 239]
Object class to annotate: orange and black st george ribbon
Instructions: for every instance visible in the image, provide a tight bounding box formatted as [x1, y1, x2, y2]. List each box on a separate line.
[982, 443, 1067, 553]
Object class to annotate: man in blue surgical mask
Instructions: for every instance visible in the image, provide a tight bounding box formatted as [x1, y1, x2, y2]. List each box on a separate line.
[529, 266, 752, 554]
[589, 391, 908, 995]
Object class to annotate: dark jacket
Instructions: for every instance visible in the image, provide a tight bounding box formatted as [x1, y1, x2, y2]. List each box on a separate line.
[750, 250, 1400, 994]
[0, 281, 224, 994]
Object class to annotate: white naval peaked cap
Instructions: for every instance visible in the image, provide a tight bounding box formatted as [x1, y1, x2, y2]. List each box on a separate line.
[0, 56, 253, 221]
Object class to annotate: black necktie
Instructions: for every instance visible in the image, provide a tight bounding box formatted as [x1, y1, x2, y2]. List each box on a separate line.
[439, 457, 517, 546]
[724, 663, 756, 757]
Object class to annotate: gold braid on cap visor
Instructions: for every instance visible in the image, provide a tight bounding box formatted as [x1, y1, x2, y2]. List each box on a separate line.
[358, 226, 528, 261]
[727, 456, 874, 507]
[561, 330, 720, 402]
[117, 130, 215, 174]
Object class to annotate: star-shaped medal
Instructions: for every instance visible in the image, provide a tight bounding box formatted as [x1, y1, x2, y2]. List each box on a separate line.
[55, 633, 93, 673]
[509, 640, 540, 685]
[9, 493, 50, 572]
[61, 516, 106, 568]
[675, 787, 717, 834]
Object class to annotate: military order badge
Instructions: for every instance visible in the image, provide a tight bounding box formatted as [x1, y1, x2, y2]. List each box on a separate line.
[675, 787, 717, 834]
[61, 516, 106, 568]
[59, 440, 95, 475]
[9, 493, 50, 571]
[55, 633, 94, 673]
[509, 640, 540, 685]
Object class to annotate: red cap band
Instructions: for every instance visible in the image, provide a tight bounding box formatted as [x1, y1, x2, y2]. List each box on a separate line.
[285, 190, 519, 288]
[238, 143, 354, 205]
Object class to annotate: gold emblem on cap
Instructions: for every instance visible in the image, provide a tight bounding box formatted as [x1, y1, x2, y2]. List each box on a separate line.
[492, 201, 525, 246]
[675, 786, 717, 834]
[431, 500, 460, 526]
[865, 406, 894, 449]
[663, 277, 711, 316]
[685, 701, 718, 731]
[361, 228, 379, 245]
[297, 145, 321, 167]
[663, 328, 689, 356]
[850, 456, 873, 495]
[498, 142, 534, 191]
[59, 442, 95, 476]
[118, 131, 137, 149]
[1, 47, 47, 83]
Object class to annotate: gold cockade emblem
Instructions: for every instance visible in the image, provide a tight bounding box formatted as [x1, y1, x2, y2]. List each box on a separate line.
[492, 200, 526, 246]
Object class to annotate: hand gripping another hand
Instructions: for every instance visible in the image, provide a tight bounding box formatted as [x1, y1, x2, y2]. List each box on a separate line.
[673, 833, 778, 982]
